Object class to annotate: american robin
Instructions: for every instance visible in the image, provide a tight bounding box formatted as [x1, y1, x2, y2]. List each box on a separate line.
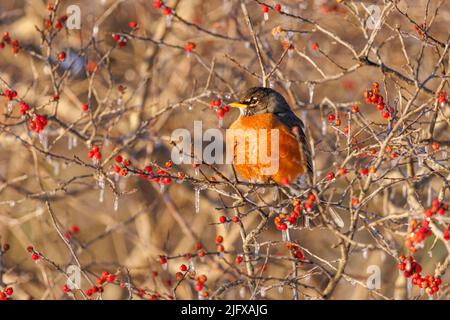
[227, 87, 312, 186]
[227, 87, 344, 228]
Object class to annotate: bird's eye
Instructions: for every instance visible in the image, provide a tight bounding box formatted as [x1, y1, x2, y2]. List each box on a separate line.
[244, 96, 258, 106]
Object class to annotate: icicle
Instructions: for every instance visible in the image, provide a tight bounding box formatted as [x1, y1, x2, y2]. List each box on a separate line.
[287, 48, 294, 58]
[68, 135, 73, 150]
[194, 187, 201, 214]
[218, 118, 223, 128]
[427, 185, 432, 206]
[305, 216, 310, 229]
[428, 251, 432, 258]
[223, 221, 230, 231]
[189, 259, 195, 271]
[160, 183, 167, 193]
[420, 288, 424, 296]
[239, 287, 246, 298]
[418, 154, 424, 166]
[260, 287, 267, 297]
[254, 242, 260, 256]
[272, 189, 278, 201]
[402, 184, 407, 198]
[165, 15, 173, 27]
[113, 196, 119, 211]
[39, 131, 48, 150]
[263, 12, 269, 21]
[53, 161, 59, 176]
[72, 136, 78, 148]
[285, 81, 291, 89]
[98, 177, 105, 203]
[7, 101, 14, 113]
[406, 277, 412, 298]
[161, 262, 168, 271]
[362, 248, 368, 259]
[321, 119, 327, 136]
[281, 230, 287, 241]
[277, 286, 284, 294]
[308, 83, 315, 104]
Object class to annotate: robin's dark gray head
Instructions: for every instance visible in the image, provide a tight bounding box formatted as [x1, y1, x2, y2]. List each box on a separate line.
[229, 87, 291, 116]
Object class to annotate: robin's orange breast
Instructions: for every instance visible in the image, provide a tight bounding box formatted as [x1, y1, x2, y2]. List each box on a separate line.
[227, 113, 306, 184]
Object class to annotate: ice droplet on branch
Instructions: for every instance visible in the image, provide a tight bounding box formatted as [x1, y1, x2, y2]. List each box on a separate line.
[113, 196, 119, 211]
[194, 186, 205, 214]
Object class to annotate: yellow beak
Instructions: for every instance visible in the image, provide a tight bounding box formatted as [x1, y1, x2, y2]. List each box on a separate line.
[228, 102, 248, 108]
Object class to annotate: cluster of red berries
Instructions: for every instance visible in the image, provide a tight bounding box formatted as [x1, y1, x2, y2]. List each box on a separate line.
[18, 101, 30, 115]
[261, 4, 282, 14]
[274, 201, 302, 231]
[286, 242, 305, 261]
[113, 155, 130, 177]
[437, 91, 447, 106]
[327, 113, 342, 126]
[114, 156, 175, 184]
[218, 215, 240, 224]
[29, 114, 48, 133]
[44, 4, 68, 31]
[84, 271, 116, 297]
[3, 88, 17, 101]
[64, 225, 80, 241]
[87, 145, 102, 161]
[397, 255, 441, 296]
[0, 287, 13, 301]
[364, 82, 393, 119]
[210, 99, 230, 120]
[112, 34, 128, 47]
[27, 246, 40, 261]
[405, 199, 448, 253]
[153, 0, 172, 16]
[215, 235, 225, 253]
[0, 32, 20, 54]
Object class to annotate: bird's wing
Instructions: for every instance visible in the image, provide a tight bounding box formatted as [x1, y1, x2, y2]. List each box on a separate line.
[275, 111, 313, 184]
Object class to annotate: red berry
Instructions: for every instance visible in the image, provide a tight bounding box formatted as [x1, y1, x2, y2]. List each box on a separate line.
[215, 235, 224, 244]
[31, 253, 40, 261]
[115, 155, 123, 163]
[5, 287, 13, 296]
[194, 282, 203, 292]
[328, 114, 335, 122]
[216, 108, 225, 119]
[71, 225, 79, 234]
[164, 7, 172, 16]
[180, 264, 187, 272]
[58, 51, 66, 62]
[311, 42, 319, 51]
[274, 4, 282, 12]
[153, 0, 163, 9]
[82, 103, 89, 112]
[262, 5, 269, 13]
[326, 172, 335, 181]
[129, 21, 137, 29]
[219, 216, 227, 224]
